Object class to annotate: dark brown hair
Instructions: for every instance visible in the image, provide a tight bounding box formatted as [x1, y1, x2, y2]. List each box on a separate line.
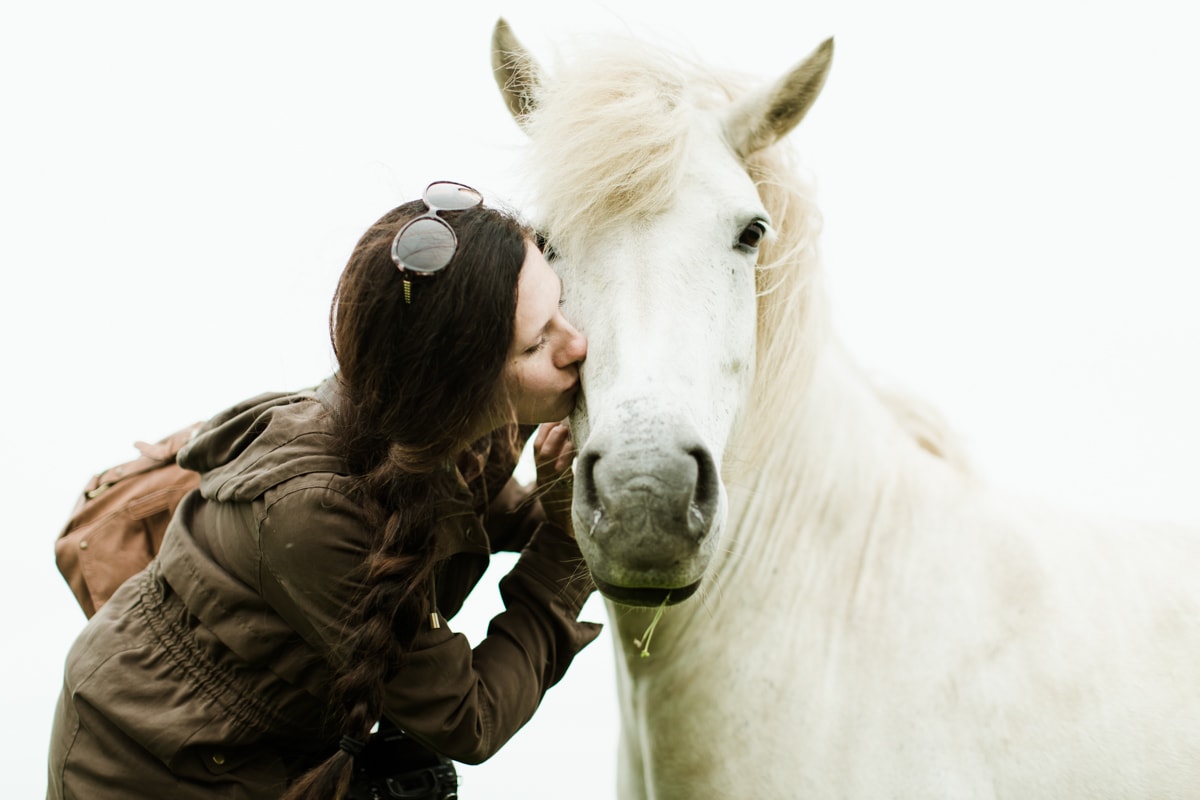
[282, 199, 530, 800]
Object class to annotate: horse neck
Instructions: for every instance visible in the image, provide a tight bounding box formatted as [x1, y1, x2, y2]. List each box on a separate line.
[718, 327, 958, 608]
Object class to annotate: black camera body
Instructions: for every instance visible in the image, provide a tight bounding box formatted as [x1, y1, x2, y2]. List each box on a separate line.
[347, 726, 459, 800]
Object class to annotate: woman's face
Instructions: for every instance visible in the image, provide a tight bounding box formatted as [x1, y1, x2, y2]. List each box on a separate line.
[504, 242, 587, 424]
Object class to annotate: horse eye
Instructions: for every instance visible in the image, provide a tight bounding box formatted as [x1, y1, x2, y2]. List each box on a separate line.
[737, 221, 767, 251]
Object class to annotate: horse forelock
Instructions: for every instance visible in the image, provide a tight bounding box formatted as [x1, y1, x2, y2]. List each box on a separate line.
[526, 38, 734, 257]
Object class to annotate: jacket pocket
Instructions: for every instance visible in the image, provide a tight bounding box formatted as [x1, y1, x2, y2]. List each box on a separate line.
[184, 744, 290, 790]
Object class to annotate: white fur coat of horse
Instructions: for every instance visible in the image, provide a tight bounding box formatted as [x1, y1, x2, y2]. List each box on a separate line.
[493, 20, 1200, 799]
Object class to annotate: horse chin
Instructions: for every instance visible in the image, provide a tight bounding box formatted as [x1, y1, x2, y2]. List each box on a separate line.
[592, 577, 701, 608]
[575, 521, 717, 608]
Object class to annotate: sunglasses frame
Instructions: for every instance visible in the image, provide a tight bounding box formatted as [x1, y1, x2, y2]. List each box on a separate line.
[390, 181, 484, 278]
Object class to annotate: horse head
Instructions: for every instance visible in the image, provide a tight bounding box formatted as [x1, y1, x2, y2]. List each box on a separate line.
[493, 19, 832, 607]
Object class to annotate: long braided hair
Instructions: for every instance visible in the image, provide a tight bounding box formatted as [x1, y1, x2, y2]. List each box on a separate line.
[281, 198, 529, 799]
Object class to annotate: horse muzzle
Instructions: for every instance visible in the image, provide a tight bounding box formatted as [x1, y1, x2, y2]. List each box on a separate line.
[571, 406, 722, 607]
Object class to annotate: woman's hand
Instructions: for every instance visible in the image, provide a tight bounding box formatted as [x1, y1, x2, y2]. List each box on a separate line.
[533, 421, 576, 534]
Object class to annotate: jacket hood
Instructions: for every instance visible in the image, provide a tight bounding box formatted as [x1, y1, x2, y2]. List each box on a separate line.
[178, 382, 348, 504]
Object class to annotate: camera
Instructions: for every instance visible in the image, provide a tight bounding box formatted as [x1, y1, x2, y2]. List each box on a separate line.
[347, 725, 458, 800]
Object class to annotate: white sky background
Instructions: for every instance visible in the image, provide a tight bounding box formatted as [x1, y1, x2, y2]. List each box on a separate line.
[2, 1, 1198, 796]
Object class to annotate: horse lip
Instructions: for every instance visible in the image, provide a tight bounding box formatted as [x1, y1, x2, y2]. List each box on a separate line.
[592, 577, 701, 607]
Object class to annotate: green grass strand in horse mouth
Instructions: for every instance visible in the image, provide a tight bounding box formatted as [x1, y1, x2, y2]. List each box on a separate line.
[633, 594, 670, 658]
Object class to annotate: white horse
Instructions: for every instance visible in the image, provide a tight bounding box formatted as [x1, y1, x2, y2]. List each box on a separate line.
[493, 20, 1200, 799]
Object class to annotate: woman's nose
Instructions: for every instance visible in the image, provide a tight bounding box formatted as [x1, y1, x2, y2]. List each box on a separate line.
[559, 324, 587, 367]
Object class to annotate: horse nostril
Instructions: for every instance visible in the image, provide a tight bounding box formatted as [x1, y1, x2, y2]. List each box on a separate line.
[578, 450, 602, 510]
[688, 447, 718, 513]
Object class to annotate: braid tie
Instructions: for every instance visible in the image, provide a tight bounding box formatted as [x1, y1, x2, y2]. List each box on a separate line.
[339, 735, 368, 758]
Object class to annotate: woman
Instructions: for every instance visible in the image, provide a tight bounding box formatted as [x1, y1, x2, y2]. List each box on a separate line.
[47, 182, 599, 799]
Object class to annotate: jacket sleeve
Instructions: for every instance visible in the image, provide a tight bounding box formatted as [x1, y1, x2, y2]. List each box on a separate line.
[383, 521, 599, 763]
[256, 483, 601, 764]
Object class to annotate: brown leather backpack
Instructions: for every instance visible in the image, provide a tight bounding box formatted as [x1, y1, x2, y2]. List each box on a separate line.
[55, 423, 202, 617]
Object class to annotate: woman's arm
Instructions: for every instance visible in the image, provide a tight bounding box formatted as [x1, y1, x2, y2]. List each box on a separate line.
[257, 481, 599, 764]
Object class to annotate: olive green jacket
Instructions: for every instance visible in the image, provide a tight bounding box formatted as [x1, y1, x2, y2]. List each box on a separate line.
[48, 382, 599, 799]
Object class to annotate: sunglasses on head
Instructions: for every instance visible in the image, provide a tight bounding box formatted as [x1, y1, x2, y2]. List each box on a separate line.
[391, 181, 485, 302]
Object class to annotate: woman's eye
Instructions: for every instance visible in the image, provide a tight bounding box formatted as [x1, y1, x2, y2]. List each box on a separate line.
[737, 221, 767, 251]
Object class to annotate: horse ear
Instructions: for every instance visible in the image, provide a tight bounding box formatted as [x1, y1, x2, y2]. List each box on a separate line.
[724, 38, 834, 160]
[492, 18, 544, 128]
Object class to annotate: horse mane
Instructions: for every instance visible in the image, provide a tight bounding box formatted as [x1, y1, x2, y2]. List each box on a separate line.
[746, 147, 968, 469]
[526, 35, 967, 469]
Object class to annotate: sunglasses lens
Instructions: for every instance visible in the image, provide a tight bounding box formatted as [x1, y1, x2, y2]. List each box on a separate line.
[392, 217, 456, 274]
[424, 181, 484, 211]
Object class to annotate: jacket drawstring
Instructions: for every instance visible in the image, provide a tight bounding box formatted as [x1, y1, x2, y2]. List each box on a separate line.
[428, 572, 441, 630]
